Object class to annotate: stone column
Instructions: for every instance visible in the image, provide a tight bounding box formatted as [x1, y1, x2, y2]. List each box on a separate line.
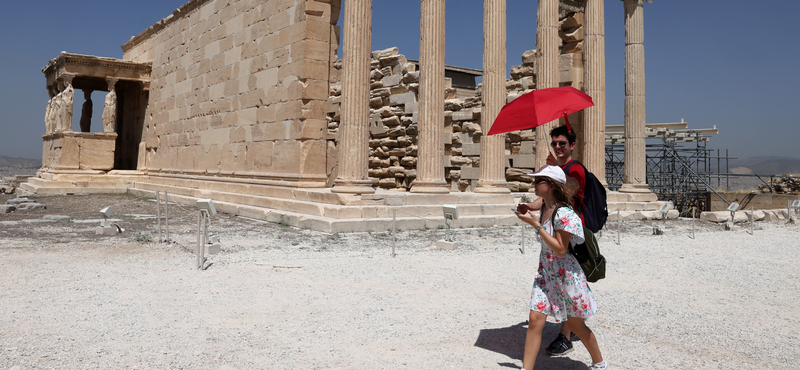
[475, 0, 510, 193]
[411, 0, 449, 194]
[534, 0, 560, 169]
[102, 78, 118, 133]
[620, 0, 650, 193]
[583, 0, 606, 184]
[332, 0, 375, 194]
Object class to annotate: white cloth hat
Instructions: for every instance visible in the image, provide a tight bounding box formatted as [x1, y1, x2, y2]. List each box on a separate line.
[527, 165, 566, 184]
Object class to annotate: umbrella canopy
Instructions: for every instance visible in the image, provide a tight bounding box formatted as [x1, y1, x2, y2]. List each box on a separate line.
[487, 86, 594, 135]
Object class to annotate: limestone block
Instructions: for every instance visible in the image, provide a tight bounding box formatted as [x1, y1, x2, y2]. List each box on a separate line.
[461, 143, 481, 156]
[701, 211, 730, 223]
[752, 210, 766, 221]
[388, 92, 416, 106]
[462, 123, 481, 132]
[1, 205, 15, 213]
[80, 150, 114, 170]
[559, 27, 584, 43]
[562, 41, 583, 54]
[460, 166, 480, 180]
[521, 49, 537, 65]
[6, 197, 36, 205]
[666, 210, 680, 219]
[402, 71, 420, 84]
[507, 154, 537, 168]
[17, 203, 46, 211]
[452, 109, 474, 121]
[444, 99, 463, 111]
[763, 211, 779, 221]
[510, 64, 535, 79]
[519, 141, 535, 155]
[372, 47, 399, 59]
[506, 80, 522, 91]
[560, 12, 584, 30]
[378, 178, 397, 188]
[382, 74, 403, 87]
[639, 211, 661, 220]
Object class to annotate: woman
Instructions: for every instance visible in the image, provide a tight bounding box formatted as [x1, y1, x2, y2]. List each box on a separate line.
[515, 165, 607, 370]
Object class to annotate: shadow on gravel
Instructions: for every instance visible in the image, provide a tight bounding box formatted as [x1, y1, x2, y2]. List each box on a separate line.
[475, 321, 589, 369]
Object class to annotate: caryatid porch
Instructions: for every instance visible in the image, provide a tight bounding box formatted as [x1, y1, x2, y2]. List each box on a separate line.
[40, 52, 151, 175]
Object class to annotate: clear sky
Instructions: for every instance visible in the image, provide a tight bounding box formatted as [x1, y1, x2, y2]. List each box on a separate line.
[1, 0, 798, 161]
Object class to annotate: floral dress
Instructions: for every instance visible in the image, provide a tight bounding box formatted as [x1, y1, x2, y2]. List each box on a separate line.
[530, 206, 598, 323]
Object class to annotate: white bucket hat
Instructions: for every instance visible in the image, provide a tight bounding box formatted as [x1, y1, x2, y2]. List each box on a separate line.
[527, 165, 566, 184]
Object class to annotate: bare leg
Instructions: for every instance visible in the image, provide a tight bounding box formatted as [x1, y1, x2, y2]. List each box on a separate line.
[560, 321, 571, 337]
[523, 310, 547, 370]
[566, 317, 603, 363]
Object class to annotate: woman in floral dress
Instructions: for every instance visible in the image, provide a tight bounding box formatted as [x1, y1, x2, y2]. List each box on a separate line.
[515, 165, 607, 370]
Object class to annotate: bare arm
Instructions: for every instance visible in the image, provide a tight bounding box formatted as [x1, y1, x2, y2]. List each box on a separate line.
[515, 211, 572, 257]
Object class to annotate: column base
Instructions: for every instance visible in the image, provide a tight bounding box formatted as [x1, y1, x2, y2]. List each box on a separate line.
[474, 180, 511, 193]
[618, 183, 651, 194]
[410, 180, 450, 194]
[331, 179, 375, 194]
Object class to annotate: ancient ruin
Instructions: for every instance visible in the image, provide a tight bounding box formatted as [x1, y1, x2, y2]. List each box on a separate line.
[22, 0, 664, 232]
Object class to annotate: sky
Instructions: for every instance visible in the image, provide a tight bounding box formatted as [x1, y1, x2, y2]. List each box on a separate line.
[1, 0, 799, 161]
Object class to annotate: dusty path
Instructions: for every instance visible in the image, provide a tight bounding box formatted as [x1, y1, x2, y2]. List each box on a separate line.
[1, 194, 798, 369]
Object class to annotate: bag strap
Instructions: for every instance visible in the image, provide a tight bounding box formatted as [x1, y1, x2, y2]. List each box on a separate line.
[548, 203, 571, 236]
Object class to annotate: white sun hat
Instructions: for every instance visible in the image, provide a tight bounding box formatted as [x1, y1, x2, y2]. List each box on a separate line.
[527, 165, 566, 184]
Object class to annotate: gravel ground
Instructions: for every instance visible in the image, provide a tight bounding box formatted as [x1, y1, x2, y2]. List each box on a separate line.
[1, 194, 799, 369]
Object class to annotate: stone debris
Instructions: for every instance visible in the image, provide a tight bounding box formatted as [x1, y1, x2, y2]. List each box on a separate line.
[3, 197, 46, 213]
[758, 176, 800, 194]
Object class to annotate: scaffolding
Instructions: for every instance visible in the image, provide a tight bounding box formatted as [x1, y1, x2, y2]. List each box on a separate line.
[605, 120, 730, 216]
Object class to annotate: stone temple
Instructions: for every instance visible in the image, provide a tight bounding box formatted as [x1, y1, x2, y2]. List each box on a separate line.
[22, 0, 660, 232]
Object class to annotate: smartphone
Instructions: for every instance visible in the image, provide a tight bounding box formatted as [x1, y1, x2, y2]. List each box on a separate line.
[512, 208, 521, 214]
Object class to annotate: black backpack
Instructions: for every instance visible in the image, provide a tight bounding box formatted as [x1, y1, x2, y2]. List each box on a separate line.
[551, 204, 606, 283]
[564, 160, 608, 233]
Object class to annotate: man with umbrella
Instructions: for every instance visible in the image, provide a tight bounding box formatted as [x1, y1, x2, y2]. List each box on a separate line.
[490, 86, 599, 356]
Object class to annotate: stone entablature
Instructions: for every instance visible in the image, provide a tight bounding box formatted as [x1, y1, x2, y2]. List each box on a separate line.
[42, 52, 152, 94]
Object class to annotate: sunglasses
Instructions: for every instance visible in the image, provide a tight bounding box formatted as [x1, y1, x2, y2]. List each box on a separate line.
[550, 140, 569, 148]
[533, 177, 551, 184]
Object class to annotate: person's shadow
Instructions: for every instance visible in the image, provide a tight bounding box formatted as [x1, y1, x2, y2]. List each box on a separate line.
[474, 321, 589, 369]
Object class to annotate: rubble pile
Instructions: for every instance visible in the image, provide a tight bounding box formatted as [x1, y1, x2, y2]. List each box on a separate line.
[759, 176, 800, 194]
[1, 197, 46, 213]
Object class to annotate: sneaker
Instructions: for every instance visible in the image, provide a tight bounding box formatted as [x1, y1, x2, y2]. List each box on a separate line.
[545, 333, 574, 356]
[589, 361, 608, 369]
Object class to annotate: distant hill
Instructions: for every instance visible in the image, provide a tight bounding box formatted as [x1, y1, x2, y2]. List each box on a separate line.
[0, 155, 41, 168]
[726, 156, 800, 175]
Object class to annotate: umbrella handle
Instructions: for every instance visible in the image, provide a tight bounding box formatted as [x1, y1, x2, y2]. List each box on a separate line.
[564, 111, 573, 134]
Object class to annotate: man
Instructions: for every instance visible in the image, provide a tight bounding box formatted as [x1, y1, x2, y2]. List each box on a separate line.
[518, 124, 587, 356]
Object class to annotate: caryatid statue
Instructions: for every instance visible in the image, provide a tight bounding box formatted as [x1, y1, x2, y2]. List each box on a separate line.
[44, 99, 53, 134]
[79, 90, 93, 132]
[102, 87, 117, 133]
[61, 81, 74, 132]
[52, 91, 64, 133]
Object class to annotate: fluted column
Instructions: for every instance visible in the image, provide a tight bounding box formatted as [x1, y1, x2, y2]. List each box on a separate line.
[583, 0, 607, 184]
[411, 0, 449, 193]
[332, 0, 375, 194]
[534, 0, 560, 169]
[475, 0, 509, 193]
[620, 0, 650, 193]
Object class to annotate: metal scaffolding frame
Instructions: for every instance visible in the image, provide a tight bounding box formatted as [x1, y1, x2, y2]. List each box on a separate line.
[605, 122, 731, 216]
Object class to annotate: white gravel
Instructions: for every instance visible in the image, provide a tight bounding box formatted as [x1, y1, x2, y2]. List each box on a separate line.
[2, 213, 799, 369]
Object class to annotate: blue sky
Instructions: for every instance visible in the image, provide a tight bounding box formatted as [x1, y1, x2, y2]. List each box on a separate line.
[1, 0, 798, 161]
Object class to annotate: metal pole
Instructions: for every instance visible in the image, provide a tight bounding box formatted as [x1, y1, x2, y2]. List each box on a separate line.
[392, 208, 396, 258]
[196, 210, 203, 269]
[165, 191, 170, 243]
[616, 209, 621, 245]
[691, 208, 695, 239]
[201, 212, 207, 268]
[521, 224, 526, 255]
[750, 206, 754, 235]
[156, 191, 162, 243]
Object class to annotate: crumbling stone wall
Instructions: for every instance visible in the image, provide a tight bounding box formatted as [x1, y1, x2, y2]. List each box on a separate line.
[326, 10, 585, 192]
[121, 0, 341, 186]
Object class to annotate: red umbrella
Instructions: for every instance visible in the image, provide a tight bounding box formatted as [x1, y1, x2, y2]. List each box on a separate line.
[487, 86, 594, 135]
